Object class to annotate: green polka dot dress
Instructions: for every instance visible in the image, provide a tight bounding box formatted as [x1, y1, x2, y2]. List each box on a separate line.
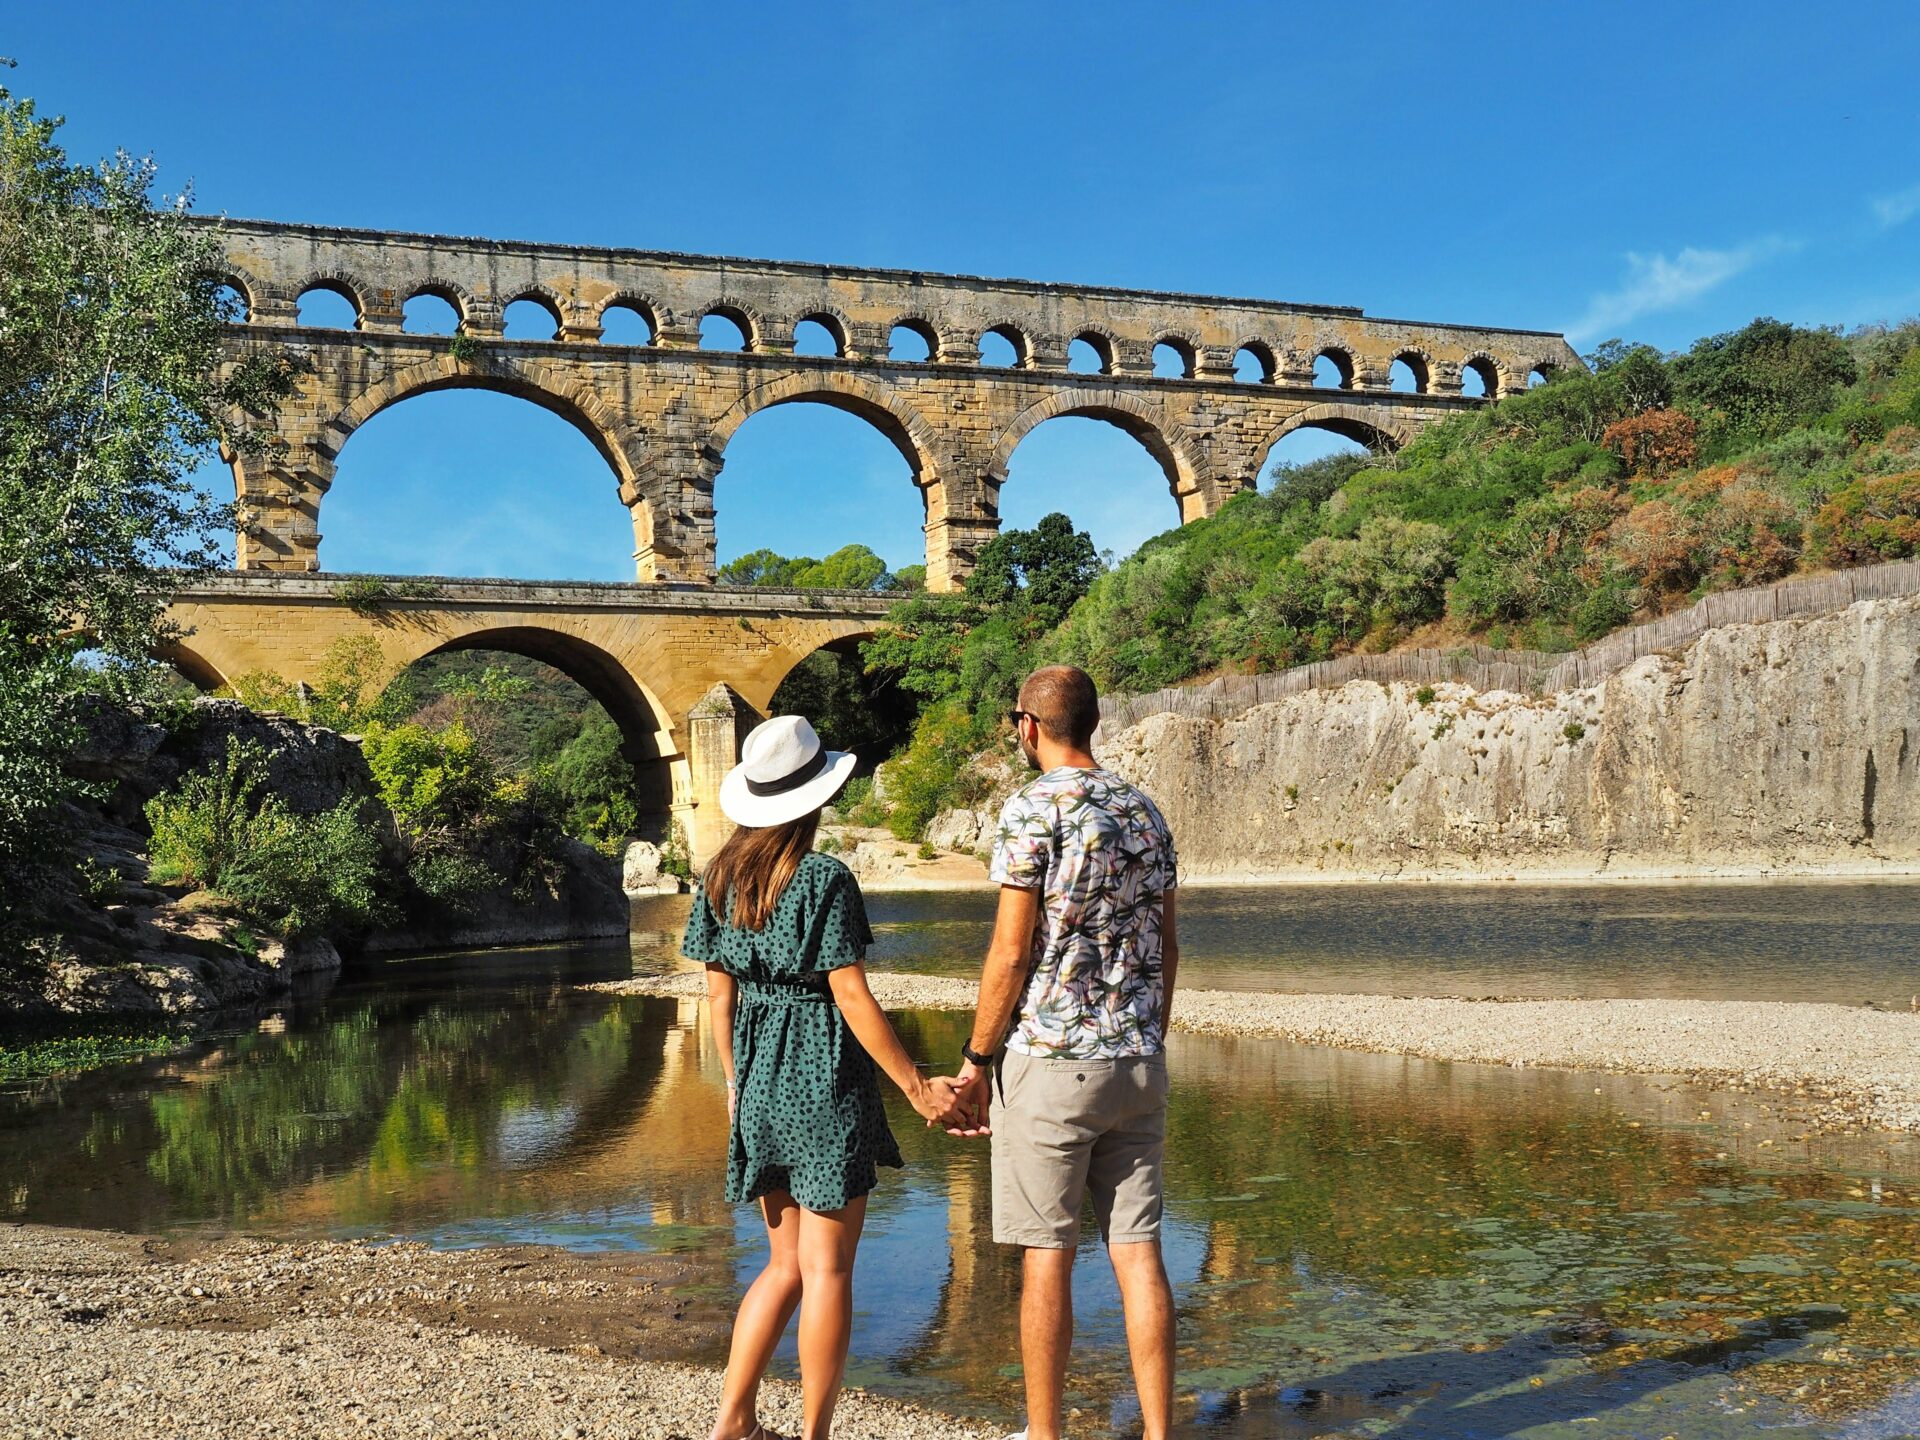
[682, 851, 903, 1213]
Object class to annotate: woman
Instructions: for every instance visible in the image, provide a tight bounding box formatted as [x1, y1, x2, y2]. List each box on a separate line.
[685, 714, 965, 1440]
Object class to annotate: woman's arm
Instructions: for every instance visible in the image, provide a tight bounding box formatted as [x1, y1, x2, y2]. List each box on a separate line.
[827, 962, 964, 1125]
[705, 964, 739, 1118]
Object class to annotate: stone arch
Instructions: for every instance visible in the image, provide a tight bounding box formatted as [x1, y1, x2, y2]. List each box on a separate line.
[1250, 402, 1413, 471]
[988, 388, 1208, 516]
[1152, 331, 1200, 378]
[1068, 329, 1117, 375]
[698, 298, 766, 352]
[791, 307, 853, 357]
[204, 269, 259, 320]
[501, 286, 568, 338]
[704, 370, 940, 488]
[978, 322, 1031, 368]
[1460, 352, 1500, 397]
[888, 315, 942, 362]
[1235, 338, 1279, 383]
[418, 623, 677, 824]
[294, 272, 369, 327]
[750, 624, 886, 711]
[153, 638, 230, 693]
[308, 355, 665, 574]
[405, 278, 480, 329]
[597, 292, 662, 340]
[1312, 345, 1356, 389]
[1391, 347, 1433, 393]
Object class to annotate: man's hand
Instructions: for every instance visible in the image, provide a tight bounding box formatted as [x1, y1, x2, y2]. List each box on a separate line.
[911, 1074, 968, 1127]
[943, 1061, 992, 1138]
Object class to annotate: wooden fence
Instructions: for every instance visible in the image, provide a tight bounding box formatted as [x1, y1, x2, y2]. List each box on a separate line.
[1095, 557, 1920, 734]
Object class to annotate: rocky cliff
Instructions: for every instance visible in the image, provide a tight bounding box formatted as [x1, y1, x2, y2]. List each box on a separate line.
[1089, 593, 1920, 879]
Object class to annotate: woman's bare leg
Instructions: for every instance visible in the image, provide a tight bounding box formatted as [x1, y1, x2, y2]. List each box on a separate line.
[712, 1191, 803, 1440]
[796, 1195, 869, 1440]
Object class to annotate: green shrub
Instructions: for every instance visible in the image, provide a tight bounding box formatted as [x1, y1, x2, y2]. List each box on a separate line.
[1414, 686, 1436, 707]
[405, 850, 495, 915]
[1562, 721, 1587, 742]
[360, 719, 499, 840]
[1809, 470, 1920, 564]
[917, 840, 937, 861]
[146, 736, 390, 938]
[659, 819, 694, 882]
[883, 700, 994, 841]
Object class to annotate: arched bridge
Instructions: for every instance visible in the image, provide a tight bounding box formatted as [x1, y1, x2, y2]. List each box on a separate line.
[202, 217, 1581, 589]
[162, 573, 895, 860]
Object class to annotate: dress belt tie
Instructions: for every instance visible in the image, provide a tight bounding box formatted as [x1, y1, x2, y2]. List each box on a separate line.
[739, 984, 834, 1005]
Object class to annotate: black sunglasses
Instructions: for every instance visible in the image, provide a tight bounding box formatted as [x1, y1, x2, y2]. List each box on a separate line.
[1007, 708, 1034, 728]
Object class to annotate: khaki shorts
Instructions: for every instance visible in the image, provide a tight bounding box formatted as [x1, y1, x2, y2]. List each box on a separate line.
[990, 1048, 1168, 1249]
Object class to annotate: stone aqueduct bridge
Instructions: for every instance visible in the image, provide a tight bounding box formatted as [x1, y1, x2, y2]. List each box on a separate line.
[202, 217, 1582, 589]
[162, 573, 896, 861]
[180, 219, 1580, 858]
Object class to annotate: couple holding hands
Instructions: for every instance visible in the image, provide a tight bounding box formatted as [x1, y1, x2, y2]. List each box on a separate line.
[687, 665, 1180, 1440]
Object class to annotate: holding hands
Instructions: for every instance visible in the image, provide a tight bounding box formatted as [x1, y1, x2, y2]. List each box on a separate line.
[911, 1061, 991, 1138]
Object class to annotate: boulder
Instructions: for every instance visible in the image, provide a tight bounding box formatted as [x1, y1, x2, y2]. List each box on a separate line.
[925, 807, 991, 853]
[622, 839, 670, 893]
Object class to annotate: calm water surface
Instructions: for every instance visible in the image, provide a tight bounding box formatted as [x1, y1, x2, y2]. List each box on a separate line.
[6, 888, 1920, 1437]
[632, 881, 1920, 1004]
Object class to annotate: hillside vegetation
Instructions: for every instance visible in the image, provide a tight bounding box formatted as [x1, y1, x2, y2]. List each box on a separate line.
[847, 317, 1920, 836]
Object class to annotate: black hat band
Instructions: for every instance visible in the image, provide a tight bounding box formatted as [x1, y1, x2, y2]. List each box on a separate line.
[743, 743, 831, 797]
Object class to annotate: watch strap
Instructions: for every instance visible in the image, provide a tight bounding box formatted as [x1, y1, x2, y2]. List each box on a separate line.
[960, 1041, 995, 1068]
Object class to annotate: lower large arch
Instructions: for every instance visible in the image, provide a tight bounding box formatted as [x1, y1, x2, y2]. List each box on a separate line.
[988, 388, 1207, 518]
[153, 639, 230, 693]
[1250, 402, 1413, 474]
[421, 624, 677, 827]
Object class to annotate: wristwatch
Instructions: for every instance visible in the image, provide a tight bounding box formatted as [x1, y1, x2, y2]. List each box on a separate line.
[960, 1041, 995, 1068]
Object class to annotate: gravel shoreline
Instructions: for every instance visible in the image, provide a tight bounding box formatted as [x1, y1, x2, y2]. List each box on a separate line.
[591, 973, 1920, 1134]
[1, 1225, 994, 1440]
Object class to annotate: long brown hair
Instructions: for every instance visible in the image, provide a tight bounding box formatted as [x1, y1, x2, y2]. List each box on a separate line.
[702, 811, 820, 931]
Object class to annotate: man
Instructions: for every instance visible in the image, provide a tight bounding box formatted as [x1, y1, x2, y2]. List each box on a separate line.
[952, 664, 1180, 1440]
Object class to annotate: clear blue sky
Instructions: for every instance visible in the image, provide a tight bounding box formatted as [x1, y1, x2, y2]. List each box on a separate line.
[11, 3, 1920, 580]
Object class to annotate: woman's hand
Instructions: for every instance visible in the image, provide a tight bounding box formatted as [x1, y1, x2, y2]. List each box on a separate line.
[910, 1075, 967, 1127]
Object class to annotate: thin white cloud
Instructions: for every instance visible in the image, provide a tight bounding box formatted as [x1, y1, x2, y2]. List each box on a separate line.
[1567, 238, 1796, 343]
[1871, 182, 1920, 231]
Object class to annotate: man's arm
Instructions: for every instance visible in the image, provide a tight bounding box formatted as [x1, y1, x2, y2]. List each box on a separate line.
[950, 883, 1041, 1134]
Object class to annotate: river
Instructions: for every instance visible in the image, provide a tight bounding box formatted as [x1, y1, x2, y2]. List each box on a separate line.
[5, 884, 1920, 1437]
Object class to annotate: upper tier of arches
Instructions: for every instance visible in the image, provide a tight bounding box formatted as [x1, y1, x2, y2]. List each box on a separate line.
[210, 220, 1576, 398]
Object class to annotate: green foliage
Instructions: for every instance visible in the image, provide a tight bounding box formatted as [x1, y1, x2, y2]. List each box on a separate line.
[332, 576, 441, 616]
[659, 820, 694, 882]
[881, 700, 997, 841]
[1671, 317, 1857, 452]
[0, 1026, 180, 1079]
[1414, 685, 1436, 707]
[916, 840, 937, 861]
[768, 648, 916, 764]
[718, 543, 904, 590]
[1563, 721, 1587, 742]
[965, 511, 1103, 625]
[534, 710, 639, 855]
[359, 720, 499, 843]
[1810, 469, 1920, 564]
[0, 80, 299, 925]
[145, 737, 387, 938]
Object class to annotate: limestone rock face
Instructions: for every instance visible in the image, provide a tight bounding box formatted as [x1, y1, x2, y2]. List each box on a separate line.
[925, 807, 991, 854]
[622, 840, 669, 893]
[1099, 594, 1920, 879]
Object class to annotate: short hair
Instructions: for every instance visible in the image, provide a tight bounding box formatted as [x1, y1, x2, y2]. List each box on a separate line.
[1019, 665, 1100, 749]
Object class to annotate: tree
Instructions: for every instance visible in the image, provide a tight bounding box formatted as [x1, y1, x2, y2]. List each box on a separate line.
[964, 512, 1102, 624]
[0, 79, 299, 923]
[1671, 318, 1856, 447]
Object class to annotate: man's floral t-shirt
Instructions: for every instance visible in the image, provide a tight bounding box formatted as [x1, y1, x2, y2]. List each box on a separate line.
[989, 766, 1178, 1059]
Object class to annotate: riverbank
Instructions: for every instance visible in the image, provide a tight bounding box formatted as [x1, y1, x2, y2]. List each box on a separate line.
[593, 973, 1920, 1134]
[0, 1224, 991, 1440]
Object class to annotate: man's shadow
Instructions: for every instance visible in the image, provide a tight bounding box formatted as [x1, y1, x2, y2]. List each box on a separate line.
[1187, 1308, 1846, 1438]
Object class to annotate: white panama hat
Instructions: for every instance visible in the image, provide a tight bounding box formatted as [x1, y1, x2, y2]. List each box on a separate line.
[719, 715, 858, 829]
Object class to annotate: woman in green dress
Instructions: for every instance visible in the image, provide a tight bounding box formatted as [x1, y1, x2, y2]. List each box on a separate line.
[686, 715, 967, 1440]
